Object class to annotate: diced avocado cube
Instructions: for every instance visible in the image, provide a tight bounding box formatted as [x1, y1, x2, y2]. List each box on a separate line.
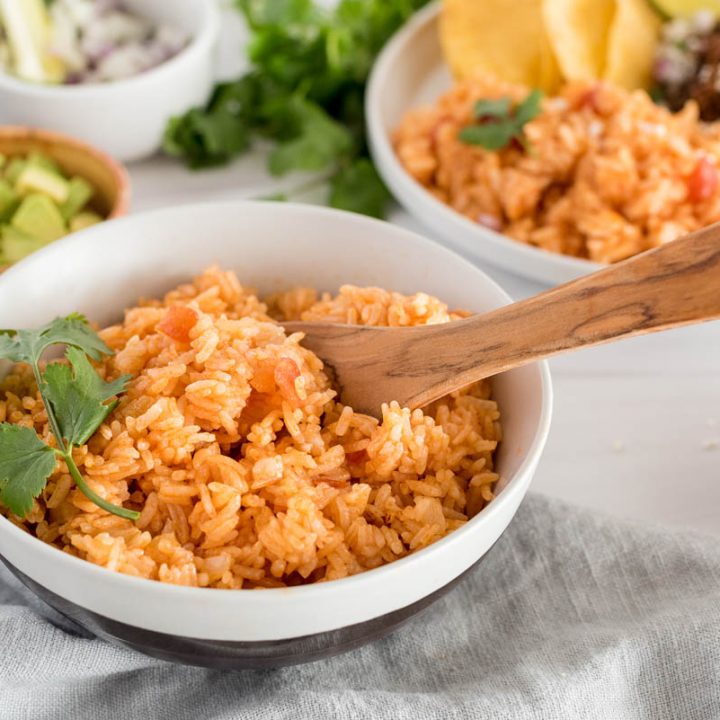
[60, 177, 93, 220]
[16, 164, 70, 204]
[5, 158, 27, 185]
[69, 210, 103, 233]
[0, 200, 20, 224]
[11, 193, 66, 243]
[26, 152, 62, 174]
[0, 179, 18, 221]
[1, 225, 48, 264]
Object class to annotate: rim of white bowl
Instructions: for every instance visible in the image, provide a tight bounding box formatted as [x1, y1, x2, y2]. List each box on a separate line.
[0, 0, 220, 96]
[365, 1, 603, 279]
[0, 201, 553, 637]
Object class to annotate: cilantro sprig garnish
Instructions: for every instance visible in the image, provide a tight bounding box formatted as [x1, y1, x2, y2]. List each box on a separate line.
[459, 90, 544, 152]
[0, 315, 137, 520]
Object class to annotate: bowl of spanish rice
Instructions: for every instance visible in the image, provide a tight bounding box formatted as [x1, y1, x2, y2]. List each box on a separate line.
[0, 201, 552, 668]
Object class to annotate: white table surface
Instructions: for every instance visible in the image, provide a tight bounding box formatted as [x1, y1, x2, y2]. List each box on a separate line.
[128, 4, 720, 538]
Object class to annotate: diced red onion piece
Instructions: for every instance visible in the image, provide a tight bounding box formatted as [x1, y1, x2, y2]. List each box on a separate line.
[477, 213, 502, 231]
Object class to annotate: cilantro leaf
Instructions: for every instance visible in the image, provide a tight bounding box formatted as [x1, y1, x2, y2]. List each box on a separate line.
[0, 314, 111, 365]
[36, 314, 112, 361]
[164, 74, 277, 169]
[458, 123, 519, 151]
[0, 424, 56, 517]
[240, 0, 319, 28]
[164, 108, 251, 169]
[0, 319, 137, 520]
[460, 90, 544, 152]
[0, 332, 22, 362]
[513, 89, 543, 126]
[329, 159, 391, 218]
[268, 100, 353, 176]
[473, 97, 512, 119]
[43, 347, 131, 447]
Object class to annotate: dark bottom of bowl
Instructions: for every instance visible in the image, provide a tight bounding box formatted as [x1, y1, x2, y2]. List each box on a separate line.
[3, 546, 494, 670]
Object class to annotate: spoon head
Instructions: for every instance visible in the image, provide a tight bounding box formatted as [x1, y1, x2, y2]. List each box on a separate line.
[281, 321, 453, 416]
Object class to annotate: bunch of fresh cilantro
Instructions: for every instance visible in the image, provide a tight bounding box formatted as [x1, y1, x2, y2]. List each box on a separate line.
[163, 0, 431, 218]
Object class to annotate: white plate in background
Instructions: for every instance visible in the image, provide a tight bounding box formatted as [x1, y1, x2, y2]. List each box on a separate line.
[366, 2, 602, 285]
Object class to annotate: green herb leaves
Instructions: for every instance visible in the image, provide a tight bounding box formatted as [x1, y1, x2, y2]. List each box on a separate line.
[459, 90, 544, 152]
[471, 97, 513, 118]
[43, 347, 130, 447]
[0, 425, 56, 517]
[459, 123, 519, 152]
[329, 159, 391, 218]
[0, 316, 136, 520]
[163, 0, 431, 218]
[513, 90, 544, 126]
[0, 313, 109, 364]
[267, 99, 353, 176]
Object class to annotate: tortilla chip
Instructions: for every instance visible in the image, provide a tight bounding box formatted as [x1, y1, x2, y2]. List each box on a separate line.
[542, 0, 616, 80]
[604, 0, 662, 89]
[440, 0, 560, 92]
[538, 23, 563, 93]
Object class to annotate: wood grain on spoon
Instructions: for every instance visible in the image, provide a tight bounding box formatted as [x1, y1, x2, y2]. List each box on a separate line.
[284, 223, 720, 416]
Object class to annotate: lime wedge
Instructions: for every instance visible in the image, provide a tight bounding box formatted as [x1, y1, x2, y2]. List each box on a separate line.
[0, 0, 65, 83]
[650, 0, 720, 18]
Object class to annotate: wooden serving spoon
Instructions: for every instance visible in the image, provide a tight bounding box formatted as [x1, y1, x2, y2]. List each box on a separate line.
[284, 223, 720, 416]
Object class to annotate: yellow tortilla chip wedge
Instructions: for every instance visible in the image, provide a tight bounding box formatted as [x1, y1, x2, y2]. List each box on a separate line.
[538, 23, 563, 93]
[440, 0, 559, 92]
[541, 0, 616, 80]
[604, 0, 662, 89]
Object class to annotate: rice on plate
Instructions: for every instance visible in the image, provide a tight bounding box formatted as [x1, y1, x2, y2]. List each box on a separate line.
[394, 73, 720, 263]
[0, 267, 501, 589]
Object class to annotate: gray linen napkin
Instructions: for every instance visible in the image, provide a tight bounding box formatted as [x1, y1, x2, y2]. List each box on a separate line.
[2, 493, 720, 720]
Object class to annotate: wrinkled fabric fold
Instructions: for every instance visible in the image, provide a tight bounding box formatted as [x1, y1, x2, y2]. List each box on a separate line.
[2, 493, 719, 720]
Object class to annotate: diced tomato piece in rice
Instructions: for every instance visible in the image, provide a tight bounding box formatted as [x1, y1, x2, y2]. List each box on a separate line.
[346, 449, 368, 466]
[577, 83, 603, 112]
[251, 365, 276, 393]
[242, 391, 275, 425]
[687, 156, 718, 203]
[274, 358, 301, 404]
[158, 305, 198, 343]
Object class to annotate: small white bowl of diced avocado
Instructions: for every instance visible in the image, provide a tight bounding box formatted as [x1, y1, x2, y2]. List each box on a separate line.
[0, 125, 129, 269]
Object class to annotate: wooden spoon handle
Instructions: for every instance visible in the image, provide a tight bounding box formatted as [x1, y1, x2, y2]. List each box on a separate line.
[408, 222, 720, 406]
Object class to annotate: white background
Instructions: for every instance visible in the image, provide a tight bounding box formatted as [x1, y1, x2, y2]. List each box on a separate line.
[129, 3, 719, 536]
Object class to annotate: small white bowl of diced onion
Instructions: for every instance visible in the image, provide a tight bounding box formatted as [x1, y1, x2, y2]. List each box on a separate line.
[0, 0, 219, 161]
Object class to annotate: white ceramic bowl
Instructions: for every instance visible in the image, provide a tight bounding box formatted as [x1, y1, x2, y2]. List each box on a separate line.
[0, 0, 219, 161]
[0, 201, 552, 668]
[366, 2, 602, 285]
